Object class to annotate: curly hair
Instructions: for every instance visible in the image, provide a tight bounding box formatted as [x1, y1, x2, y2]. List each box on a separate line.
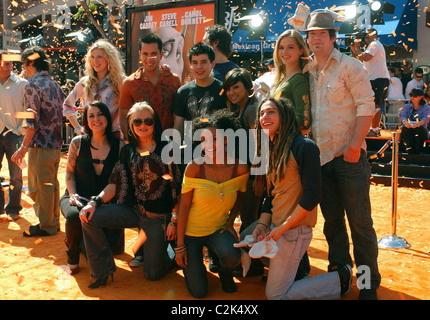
[273, 30, 310, 84]
[192, 109, 241, 138]
[21, 46, 51, 72]
[83, 39, 125, 100]
[204, 24, 233, 58]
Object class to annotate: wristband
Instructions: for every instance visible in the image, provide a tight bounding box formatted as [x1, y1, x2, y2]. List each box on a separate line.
[89, 196, 104, 207]
[256, 222, 268, 229]
[348, 145, 361, 154]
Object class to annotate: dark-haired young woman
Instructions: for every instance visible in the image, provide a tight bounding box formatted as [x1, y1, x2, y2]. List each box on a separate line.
[176, 109, 249, 298]
[60, 101, 124, 275]
[240, 98, 351, 300]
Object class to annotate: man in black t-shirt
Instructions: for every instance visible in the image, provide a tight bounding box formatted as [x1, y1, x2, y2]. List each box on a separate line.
[173, 42, 227, 140]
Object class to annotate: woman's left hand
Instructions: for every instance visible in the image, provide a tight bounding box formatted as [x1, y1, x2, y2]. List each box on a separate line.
[166, 223, 177, 241]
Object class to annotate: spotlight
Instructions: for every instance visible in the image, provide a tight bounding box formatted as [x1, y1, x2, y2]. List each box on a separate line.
[250, 15, 264, 28]
[368, 0, 383, 12]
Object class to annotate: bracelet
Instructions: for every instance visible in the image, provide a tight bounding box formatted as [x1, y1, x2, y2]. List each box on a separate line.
[169, 221, 177, 227]
[348, 145, 361, 154]
[89, 196, 104, 207]
[256, 222, 268, 229]
[174, 244, 186, 253]
[20, 144, 29, 150]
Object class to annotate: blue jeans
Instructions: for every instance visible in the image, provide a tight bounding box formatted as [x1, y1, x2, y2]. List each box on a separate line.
[183, 229, 241, 298]
[241, 221, 340, 300]
[320, 150, 381, 289]
[81, 203, 174, 281]
[0, 131, 23, 215]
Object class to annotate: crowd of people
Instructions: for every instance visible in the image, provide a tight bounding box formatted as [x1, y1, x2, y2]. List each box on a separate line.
[1, 3, 429, 301]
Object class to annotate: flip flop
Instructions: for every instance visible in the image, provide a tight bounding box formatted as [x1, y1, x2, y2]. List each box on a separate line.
[249, 239, 278, 259]
[233, 235, 257, 248]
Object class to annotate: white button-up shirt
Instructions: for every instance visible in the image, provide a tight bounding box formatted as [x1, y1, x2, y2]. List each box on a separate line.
[0, 73, 28, 135]
[308, 48, 375, 165]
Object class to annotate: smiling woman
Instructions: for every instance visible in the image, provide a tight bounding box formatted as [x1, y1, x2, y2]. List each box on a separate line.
[59, 101, 124, 276]
[175, 109, 249, 298]
[78, 101, 182, 289]
[270, 30, 311, 135]
[63, 39, 126, 137]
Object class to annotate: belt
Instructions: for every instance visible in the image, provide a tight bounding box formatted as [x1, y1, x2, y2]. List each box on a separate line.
[136, 202, 162, 219]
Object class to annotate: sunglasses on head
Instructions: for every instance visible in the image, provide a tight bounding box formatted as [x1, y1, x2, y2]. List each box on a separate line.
[132, 117, 154, 126]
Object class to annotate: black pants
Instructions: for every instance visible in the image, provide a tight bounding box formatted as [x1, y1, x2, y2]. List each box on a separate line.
[400, 126, 428, 153]
[59, 194, 124, 265]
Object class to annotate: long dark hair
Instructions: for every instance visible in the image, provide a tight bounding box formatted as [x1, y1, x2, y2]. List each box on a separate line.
[255, 97, 299, 188]
[82, 101, 115, 148]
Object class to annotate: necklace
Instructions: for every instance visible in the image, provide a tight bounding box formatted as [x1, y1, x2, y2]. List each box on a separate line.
[206, 164, 228, 202]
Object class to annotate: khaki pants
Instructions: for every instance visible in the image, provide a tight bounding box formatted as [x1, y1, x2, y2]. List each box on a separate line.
[28, 147, 61, 235]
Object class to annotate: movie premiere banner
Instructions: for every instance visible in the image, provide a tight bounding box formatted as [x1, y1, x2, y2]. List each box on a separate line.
[126, 0, 218, 82]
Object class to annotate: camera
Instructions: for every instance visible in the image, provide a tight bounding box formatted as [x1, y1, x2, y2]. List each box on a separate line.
[344, 29, 367, 46]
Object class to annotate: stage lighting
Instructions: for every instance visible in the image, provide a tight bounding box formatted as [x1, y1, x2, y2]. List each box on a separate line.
[368, 0, 383, 12]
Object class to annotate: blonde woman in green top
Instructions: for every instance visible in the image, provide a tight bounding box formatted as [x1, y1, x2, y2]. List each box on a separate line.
[271, 29, 311, 135]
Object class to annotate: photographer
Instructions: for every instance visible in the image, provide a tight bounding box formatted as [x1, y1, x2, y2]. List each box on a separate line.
[351, 28, 390, 137]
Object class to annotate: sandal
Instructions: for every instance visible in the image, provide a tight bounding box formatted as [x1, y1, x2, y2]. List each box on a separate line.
[23, 224, 51, 237]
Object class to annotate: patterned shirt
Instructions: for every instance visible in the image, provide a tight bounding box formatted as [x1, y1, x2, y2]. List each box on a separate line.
[308, 49, 375, 165]
[25, 71, 65, 149]
[63, 76, 124, 133]
[108, 142, 182, 214]
[118, 67, 181, 130]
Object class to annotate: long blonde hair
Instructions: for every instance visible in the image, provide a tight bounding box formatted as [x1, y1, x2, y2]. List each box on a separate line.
[83, 39, 125, 99]
[273, 29, 310, 84]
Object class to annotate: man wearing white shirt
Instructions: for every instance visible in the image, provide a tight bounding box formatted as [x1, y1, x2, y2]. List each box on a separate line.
[351, 28, 390, 136]
[387, 68, 405, 100]
[0, 51, 27, 221]
[404, 67, 424, 98]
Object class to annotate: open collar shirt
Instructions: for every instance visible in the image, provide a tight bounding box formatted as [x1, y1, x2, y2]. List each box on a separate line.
[0, 73, 28, 135]
[308, 48, 375, 165]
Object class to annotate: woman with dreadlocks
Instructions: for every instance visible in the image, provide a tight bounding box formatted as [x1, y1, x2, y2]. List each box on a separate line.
[240, 97, 351, 300]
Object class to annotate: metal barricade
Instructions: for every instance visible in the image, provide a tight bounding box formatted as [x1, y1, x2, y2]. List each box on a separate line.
[382, 99, 409, 130]
[378, 131, 411, 249]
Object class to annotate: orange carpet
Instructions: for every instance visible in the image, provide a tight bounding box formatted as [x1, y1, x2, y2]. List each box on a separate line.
[0, 153, 429, 300]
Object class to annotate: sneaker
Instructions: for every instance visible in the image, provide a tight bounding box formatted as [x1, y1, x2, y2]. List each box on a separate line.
[359, 288, 378, 300]
[129, 255, 144, 268]
[337, 265, 353, 295]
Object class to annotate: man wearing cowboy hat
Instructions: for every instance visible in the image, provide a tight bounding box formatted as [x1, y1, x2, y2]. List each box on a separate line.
[289, 5, 380, 300]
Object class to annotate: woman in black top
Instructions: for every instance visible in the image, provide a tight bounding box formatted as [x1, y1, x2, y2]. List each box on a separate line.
[60, 101, 124, 275]
[79, 101, 182, 288]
